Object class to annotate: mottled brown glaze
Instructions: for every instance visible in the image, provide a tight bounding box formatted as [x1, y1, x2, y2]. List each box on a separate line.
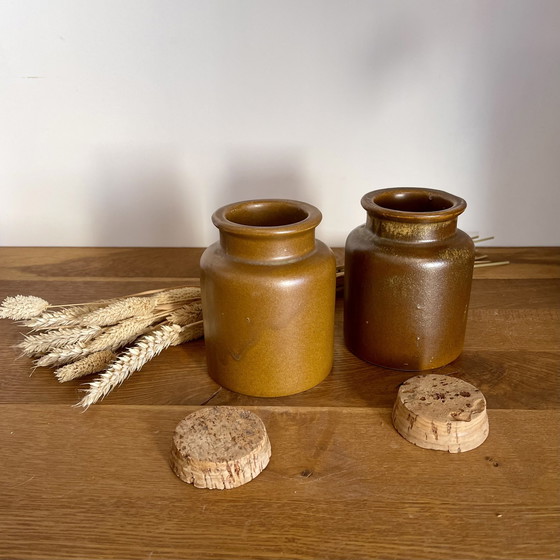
[344, 188, 475, 371]
[200, 199, 336, 396]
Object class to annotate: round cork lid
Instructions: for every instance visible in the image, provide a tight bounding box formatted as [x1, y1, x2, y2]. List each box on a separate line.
[170, 406, 271, 489]
[392, 374, 489, 453]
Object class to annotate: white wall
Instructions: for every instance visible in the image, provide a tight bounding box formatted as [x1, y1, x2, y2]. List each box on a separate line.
[1, 0, 559, 247]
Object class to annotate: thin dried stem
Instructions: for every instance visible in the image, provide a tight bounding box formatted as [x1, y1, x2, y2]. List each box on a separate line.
[123, 284, 199, 298]
[152, 287, 200, 305]
[474, 260, 510, 269]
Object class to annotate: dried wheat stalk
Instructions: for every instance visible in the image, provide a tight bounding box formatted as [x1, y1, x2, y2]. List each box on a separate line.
[78, 319, 206, 409]
[35, 315, 158, 368]
[55, 350, 117, 383]
[0, 295, 50, 320]
[19, 326, 103, 356]
[77, 323, 184, 409]
[0, 285, 204, 408]
[166, 301, 203, 325]
[22, 304, 105, 330]
[79, 297, 157, 327]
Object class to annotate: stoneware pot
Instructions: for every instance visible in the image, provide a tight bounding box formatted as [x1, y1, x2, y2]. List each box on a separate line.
[344, 187, 475, 371]
[200, 199, 336, 397]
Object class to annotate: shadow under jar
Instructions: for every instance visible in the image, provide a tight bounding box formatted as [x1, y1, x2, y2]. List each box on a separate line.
[200, 199, 336, 397]
[344, 188, 475, 371]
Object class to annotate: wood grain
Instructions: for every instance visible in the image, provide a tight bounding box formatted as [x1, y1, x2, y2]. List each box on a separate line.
[471, 247, 560, 279]
[1, 307, 558, 409]
[0, 247, 557, 282]
[0, 247, 204, 282]
[0, 405, 558, 560]
[0, 246, 558, 560]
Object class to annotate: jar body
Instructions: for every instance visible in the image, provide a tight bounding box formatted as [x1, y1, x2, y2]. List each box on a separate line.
[344, 188, 475, 371]
[201, 200, 336, 397]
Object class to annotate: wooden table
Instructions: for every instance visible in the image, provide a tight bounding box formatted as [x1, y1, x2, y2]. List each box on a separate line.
[0, 247, 558, 560]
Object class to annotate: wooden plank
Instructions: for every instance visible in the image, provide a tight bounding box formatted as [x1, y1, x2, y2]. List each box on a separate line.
[1, 309, 558, 410]
[465, 308, 560, 352]
[209, 349, 560, 411]
[1, 405, 558, 560]
[1, 308, 558, 410]
[0, 279, 200, 308]
[0, 247, 558, 282]
[472, 247, 560, 279]
[0, 247, 204, 282]
[469, 278, 560, 310]
[466, 305, 560, 351]
[0, 335, 218, 407]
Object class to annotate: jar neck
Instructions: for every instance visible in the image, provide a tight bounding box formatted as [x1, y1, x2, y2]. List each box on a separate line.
[367, 214, 459, 242]
[362, 187, 467, 243]
[219, 230, 316, 261]
[212, 199, 322, 263]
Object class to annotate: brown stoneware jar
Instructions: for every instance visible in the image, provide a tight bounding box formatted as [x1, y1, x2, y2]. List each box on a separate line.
[344, 187, 474, 371]
[200, 199, 336, 397]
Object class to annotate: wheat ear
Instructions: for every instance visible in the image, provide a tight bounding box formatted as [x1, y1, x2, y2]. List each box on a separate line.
[55, 350, 116, 383]
[77, 324, 182, 409]
[79, 297, 157, 327]
[22, 304, 104, 330]
[175, 320, 204, 344]
[35, 315, 159, 367]
[0, 295, 50, 320]
[86, 315, 159, 352]
[166, 301, 203, 326]
[35, 345, 89, 368]
[18, 326, 103, 356]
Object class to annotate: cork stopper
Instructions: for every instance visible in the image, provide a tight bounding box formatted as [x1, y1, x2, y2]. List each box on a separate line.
[170, 406, 271, 489]
[392, 374, 489, 453]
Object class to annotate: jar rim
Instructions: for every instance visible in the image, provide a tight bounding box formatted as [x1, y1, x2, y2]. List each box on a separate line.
[212, 199, 322, 236]
[361, 188, 467, 222]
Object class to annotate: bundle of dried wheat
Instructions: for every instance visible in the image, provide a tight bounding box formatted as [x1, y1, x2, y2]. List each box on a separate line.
[0, 286, 203, 409]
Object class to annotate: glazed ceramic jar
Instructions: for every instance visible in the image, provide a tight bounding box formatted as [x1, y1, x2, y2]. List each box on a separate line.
[200, 199, 336, 397]
[344, 187, 475, 371]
